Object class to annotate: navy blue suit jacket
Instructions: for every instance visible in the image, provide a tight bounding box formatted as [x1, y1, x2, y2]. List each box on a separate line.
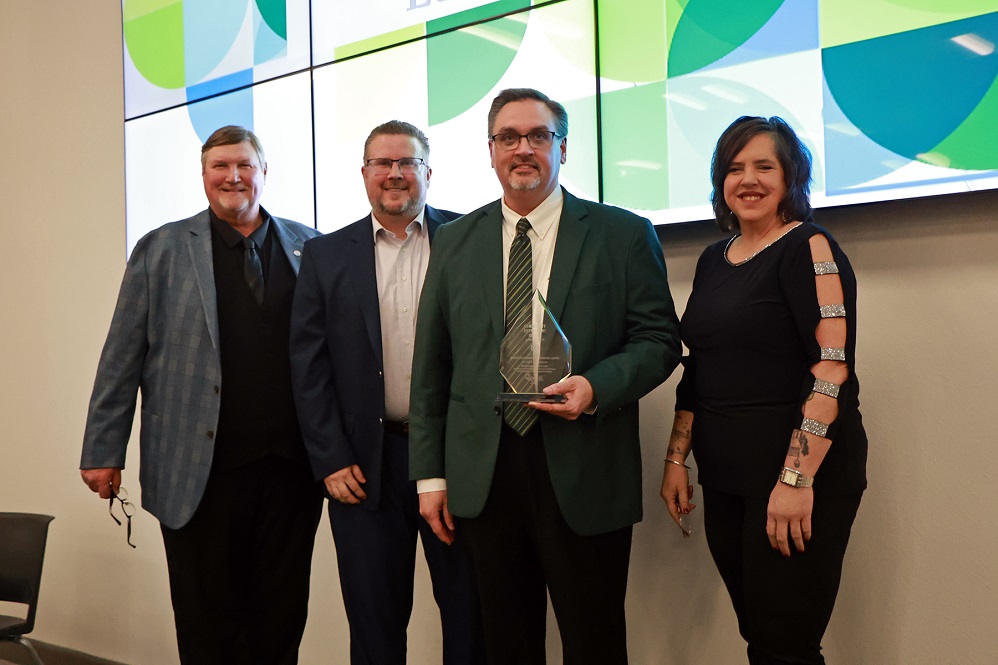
[290, 206, 461, 510]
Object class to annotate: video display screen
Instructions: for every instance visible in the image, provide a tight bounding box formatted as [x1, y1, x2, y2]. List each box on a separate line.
[312, 0, 597, 231]
[122, 0, 998, 247]
[124, 71, 314, 254]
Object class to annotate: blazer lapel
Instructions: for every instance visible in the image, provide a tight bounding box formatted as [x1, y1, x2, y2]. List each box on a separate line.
[270, 214, 306, 274]
[186, 210, 220, 351]
[473, 202, 506, 342]
[545, 189, 590, 323]
[349, 216, 384, 366]
[426, 206, 443, 243]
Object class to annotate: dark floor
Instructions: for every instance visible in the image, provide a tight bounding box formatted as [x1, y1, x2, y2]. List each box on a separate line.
[0, 639, 125, 665]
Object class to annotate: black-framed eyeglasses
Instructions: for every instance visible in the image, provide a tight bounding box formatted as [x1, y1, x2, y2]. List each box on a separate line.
[489, 131, 562, 151]
[109, 486, 137, 549]
[364, 157, 426, 174]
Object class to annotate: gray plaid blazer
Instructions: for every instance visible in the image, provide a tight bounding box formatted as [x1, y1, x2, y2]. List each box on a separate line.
[81, 209, 320, 529]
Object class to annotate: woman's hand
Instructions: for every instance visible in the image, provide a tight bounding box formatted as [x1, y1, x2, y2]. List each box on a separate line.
[766, 483, 813, 556]
[660, 462, 695, 533]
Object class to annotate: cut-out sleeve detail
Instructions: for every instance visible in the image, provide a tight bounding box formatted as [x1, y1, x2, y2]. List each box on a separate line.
[819, 304, 846, 318]
[813, 261, 839, 275]
[800, 232, 852, 443]
[819, 347, 845, 361]
[812, 378, 840, 398]
[800, 417, 830, 438]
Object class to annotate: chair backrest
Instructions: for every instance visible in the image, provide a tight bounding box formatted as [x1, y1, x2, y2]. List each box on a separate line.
[0, 513, 55, 634]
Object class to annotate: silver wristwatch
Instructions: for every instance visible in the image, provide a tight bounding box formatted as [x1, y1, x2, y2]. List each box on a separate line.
[778, 467, 814, 488]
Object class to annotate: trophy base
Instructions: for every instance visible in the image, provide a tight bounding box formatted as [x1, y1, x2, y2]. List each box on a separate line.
[496, 393, 566, 404]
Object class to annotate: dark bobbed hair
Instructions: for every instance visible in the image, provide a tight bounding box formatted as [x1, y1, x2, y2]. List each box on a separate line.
[487, 88, 568, 139]
[710, 116, 813, 232]
[200, 125, 266, 170]
[363, 120, 431, 162]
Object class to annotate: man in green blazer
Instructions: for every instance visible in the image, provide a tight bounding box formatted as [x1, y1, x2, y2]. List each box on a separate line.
[410, 88, 681, 664]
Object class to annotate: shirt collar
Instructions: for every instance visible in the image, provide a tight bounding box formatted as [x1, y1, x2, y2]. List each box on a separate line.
[209, 207, 272, 248]
[500, 187, 563, 240]
[371, 208, 426, 243]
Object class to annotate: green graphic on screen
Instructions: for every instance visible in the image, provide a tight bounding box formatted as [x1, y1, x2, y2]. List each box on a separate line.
[122, 0, 998, 243]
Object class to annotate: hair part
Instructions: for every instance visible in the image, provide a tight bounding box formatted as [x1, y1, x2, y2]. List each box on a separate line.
[363, 120, 431, 162]
[487, 88, 568, 139]
[200, 125, 266, 170]
[709, 115, 813, 232]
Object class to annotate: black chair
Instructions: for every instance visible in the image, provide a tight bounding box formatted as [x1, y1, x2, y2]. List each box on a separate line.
[0, 513, 54, 665]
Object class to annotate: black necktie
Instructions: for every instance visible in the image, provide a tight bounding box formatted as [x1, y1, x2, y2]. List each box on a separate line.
[243, 237, 265, 304]
[504, 218, 538, 435]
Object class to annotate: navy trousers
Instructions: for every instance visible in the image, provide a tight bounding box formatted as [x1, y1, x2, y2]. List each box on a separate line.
[327, 430, 484, 665]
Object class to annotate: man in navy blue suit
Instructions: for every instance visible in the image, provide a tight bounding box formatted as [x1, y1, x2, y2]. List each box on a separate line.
[290, 120, 483, 665]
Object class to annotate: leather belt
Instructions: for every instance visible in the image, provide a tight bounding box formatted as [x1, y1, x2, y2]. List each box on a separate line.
[384, 420, 409, 436]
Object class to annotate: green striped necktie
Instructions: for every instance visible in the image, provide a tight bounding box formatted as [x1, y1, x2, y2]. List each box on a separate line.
[504, 217, 538, 435]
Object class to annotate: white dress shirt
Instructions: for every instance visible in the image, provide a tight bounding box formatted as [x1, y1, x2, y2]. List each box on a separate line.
[372, 209, 431, 422]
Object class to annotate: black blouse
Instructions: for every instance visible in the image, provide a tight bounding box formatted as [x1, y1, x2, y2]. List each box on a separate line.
[676, 223, 867, 498]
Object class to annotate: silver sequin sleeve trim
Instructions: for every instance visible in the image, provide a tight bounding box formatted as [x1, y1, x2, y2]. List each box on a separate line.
[800, 417, 830, 438]
[819, 304, 846, 318]
[820, 347, 846, 361]
[812, 378, 841, 398]
[813, 261, 839, 275]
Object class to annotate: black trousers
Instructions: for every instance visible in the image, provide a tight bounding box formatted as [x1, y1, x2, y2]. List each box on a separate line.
[458, 425, 632, 665]
[702, 486, 862, 665]
[327, 431, 484, 665]
[160, 454, 323, 665]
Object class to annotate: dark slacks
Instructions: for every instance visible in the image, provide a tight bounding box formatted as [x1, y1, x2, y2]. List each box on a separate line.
[702, 486, 862, 665]
[160, 453, 323, 665]
[327, 430, 484, 665]
[458, 424, 632, 665]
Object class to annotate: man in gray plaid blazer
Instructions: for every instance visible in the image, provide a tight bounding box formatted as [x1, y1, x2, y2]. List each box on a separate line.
[80, 126, 323, 665]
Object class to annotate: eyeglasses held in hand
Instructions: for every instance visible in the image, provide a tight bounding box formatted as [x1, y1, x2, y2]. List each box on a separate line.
[364, 157, 426, 175]
[109, 486, 137, 549]
[489, 131, 562, 151]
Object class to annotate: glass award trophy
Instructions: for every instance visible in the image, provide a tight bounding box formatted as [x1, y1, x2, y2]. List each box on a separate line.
[497, 291, 572, 403]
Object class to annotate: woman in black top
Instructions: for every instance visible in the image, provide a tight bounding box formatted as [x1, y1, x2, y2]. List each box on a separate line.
[660, 116, 867, 665]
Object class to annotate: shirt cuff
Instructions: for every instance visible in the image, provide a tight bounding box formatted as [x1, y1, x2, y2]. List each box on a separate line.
[416, 478, 447, 493]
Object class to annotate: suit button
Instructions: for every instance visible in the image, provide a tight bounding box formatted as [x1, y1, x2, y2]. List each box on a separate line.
[214, 386, 220, 394]
[206, 431, 214, 439]
[493, 405, 502, 416]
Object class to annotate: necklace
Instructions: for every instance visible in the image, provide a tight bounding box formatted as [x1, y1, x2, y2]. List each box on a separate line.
[724, 222, 802, 266]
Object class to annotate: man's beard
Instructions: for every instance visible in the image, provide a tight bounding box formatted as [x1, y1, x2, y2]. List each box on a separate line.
[377, 191, 421, 217]
[509, 175, 541, 191]
[508, 161, 542, 191]
[509, 160, 541, 192]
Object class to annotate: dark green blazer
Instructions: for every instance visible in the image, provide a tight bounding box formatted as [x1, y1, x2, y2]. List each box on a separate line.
[409, 189, 681, 536]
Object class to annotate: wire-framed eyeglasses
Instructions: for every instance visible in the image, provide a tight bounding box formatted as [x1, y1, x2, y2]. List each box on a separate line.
[364, 157, 426, 175]
[109, 486, 137, 548]
[489, 131, 562, 151]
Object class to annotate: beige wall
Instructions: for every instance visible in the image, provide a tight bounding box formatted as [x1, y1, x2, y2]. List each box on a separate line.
[3, 2, 996, 663]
